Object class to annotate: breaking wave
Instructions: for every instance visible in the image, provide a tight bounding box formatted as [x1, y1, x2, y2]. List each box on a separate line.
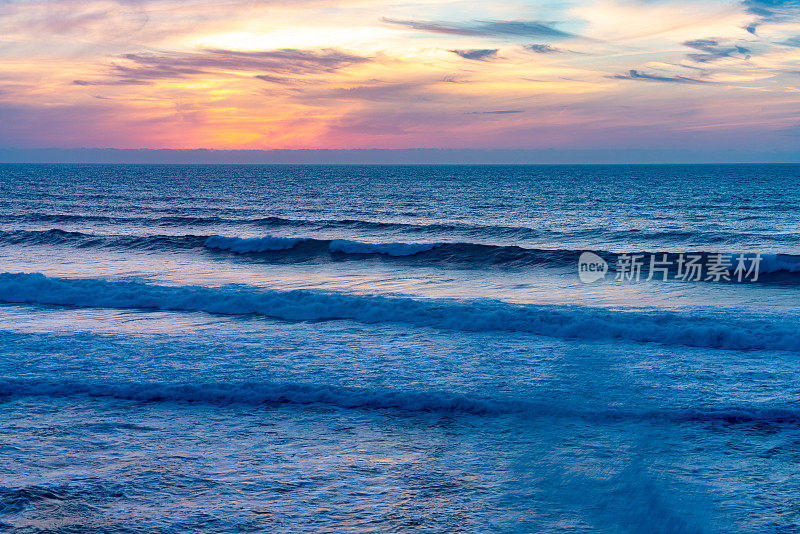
[1, 272, 798, 351]
[4, 229, 800, 275]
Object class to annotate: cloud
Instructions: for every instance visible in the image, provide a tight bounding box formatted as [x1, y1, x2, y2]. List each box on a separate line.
[742, 1, 800, 19]
[28, 8, 113, 34]
[525, 44, 564, 54]
[683, 39, 720, 51]
[0, 1, 149, 37]
[381, 18, 478, 36]
[469, 110, 524, 114]
[477, 21, 573, 38]
[254, 74, 296, 84]
[382, 18, 573, 39]
[683, 39, 750, 62]
[613, 69, 712, 84]
[781, 36, 800, 47]
[78, 48, 370, 85]
[128, 48, 368, 74]
[73, 78, 149, 86]
[450, 49, 498, 61]
[741, 0, 800, 33]
[314, 82, 431, 102]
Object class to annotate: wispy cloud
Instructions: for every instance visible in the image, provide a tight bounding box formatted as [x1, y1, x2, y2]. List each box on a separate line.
[72, 78, 149, 86]
[254, 74, 297, 84]
[76, 48, 370, 85]
[613, 69, 712, 84]
[381, 18, 478, 36]
[0, 1, 149, 37]
[781, 36, 800, 47]
[683, 39, 750, 62]
[742, 0, 800, 22]
[475, 21, 573, 38]
[470, 110, 524, 114]
[742, 0, 800, 32]
[312, 82, 432, 102]
[525, 44, 565, 54]
[382, 18, 573, 39]
[2, 0, 800, 152]
[450, 49, 498, 61]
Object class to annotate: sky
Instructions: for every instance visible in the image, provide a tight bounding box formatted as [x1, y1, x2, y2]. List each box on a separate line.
[1, 0, 799, 155]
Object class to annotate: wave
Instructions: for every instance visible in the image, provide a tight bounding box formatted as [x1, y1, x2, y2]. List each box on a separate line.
[0, 228, 589, 264]
[4, 229, 800, 276]
[0, 228, 208, 250]
[0, 480, 126, 515]
[0, 378, 505, 416]
[7, 212, 796, 246]
[205, 235, 438, 257]
[0, 212, 533, 235]
[761, 253, 800, 274]
[0, 212, 254, 226]
[204, 234, 583, 263]
[204, 235, 304, 252]
[328, 239, 439, 256]
[0, 485, 68, 515]
[1, 273, 798, 351]
[2, 377, 800, 425]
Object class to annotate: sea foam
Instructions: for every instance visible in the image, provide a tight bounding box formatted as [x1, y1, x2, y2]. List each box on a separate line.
[204, 235, 303, 252]
[0, 272, 798, 352]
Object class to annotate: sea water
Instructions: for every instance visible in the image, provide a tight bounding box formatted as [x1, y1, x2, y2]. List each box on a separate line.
[1, 164, 799, 533]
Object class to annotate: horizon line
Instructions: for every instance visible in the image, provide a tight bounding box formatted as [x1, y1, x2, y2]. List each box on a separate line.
[2, 147, 800, 165]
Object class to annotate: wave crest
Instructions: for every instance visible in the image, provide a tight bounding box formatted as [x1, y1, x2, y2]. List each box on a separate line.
[1, 273, 798, 351]
[4, 230, 800, 276]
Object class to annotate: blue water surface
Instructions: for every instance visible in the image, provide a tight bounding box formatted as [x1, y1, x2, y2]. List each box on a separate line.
[1, 164, 799, 533]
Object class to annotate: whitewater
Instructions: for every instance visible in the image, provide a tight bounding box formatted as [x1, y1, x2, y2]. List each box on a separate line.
[1, 163, 799, 533]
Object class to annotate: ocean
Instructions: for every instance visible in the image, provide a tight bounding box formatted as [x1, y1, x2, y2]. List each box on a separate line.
[0, 163, 799, 533]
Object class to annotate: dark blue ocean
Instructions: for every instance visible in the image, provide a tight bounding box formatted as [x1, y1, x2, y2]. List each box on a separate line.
[1, 164, 799, 533]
